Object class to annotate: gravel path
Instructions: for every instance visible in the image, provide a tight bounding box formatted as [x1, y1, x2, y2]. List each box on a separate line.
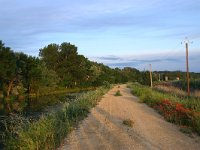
[58, 84, 200, 150]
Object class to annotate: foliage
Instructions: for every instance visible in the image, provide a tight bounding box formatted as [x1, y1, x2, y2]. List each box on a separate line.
[123, 119, 134, 127]
[179, 126, 193, 135]
[114, 90, 122, 96]
[172, 79, 200, 91]
[130, 83, 200, 135]
[102, 81, 111, 89]
[39, 43, 92, 88]
[0, 40, 127, 114]
[1, 86, 110, 149]
[153, 100, 193, 125]
[154, 71, 200, 81]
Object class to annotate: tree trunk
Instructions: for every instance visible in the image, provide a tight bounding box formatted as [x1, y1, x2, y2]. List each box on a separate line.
[6, 77, 16, 97]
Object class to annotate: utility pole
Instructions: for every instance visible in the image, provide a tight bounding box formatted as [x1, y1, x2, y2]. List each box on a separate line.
[185, 40, 190, 96]
[149, 64, 153, 88]
[159, 73, 161, 81]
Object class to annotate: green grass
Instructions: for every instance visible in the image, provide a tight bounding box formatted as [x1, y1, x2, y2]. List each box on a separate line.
[179, 126, 193, 135]
[172, 79, 200, 91]
[115, 90, 122, 96]
[129, 83, 200, 135]
[130, 83, 200, 112]
[123, 119, 134, 127]
[29, 87, 96, 98]
[1, 86, 110, 150]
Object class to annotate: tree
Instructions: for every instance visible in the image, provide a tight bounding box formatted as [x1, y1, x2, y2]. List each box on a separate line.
[39, 44, 59, 70]
[0, 42, 17, 97]
[39, 42, 92, 87]
[38, 62, 60, 88]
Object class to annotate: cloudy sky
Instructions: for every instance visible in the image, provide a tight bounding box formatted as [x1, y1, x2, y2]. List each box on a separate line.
[0, 0, 200, 72]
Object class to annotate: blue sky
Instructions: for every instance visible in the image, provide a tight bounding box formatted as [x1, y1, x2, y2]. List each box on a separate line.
[0, 0, 200, 72]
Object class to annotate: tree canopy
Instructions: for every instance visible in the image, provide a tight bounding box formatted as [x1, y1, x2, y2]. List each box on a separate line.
[0, 40, 142, 114]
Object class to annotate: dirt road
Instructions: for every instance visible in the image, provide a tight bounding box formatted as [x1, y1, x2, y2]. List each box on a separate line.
[59, 84, 200, 150]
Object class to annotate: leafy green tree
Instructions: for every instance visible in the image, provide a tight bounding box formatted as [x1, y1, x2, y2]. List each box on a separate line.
[39, 62, 60, 88]
[39, 44, 59, 70]
[17, 53, 42, 95]
[0, 41, 17, 97]
[122, 67, 141, 82]
[0, 41, 18, 112]
[39, 42, 92, 87]
[89, 63, 102, 81]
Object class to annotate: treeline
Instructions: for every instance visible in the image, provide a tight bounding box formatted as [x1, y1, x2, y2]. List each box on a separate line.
[1, 40, 200, 114]
[153, 71, 200, 81]
[0, 40, 142, 114]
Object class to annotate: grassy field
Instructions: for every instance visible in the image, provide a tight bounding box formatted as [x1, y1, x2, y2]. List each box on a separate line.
[129, 83, 200, 135]
[172, 79, 200, 91]
[153, 80, 200, 98]
[0, 86, 110, 150]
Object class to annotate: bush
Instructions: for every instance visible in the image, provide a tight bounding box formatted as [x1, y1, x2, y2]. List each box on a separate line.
[103, 81, 111, 89]
[153, 100, 193, 125]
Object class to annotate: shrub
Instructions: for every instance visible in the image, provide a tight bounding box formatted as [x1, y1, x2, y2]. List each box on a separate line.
[153, 100, 193, 125]
[103, 81, 111, 89]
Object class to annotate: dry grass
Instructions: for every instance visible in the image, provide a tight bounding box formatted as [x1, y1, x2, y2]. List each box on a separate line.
[154, 85, 187, 96]
[154, 84, 200, 98]
[194, 90, 200, 97]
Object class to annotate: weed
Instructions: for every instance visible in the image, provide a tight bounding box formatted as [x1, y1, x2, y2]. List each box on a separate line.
[123, 119, 134, 127]
[180, 126, 193, 135]
[115, 90, 122, 96]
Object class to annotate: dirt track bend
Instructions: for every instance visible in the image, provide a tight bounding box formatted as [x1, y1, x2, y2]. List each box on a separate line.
[58, 84, 200, 150]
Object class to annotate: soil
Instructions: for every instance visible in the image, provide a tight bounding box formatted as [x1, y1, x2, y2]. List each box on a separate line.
[58, 84, 200, 150]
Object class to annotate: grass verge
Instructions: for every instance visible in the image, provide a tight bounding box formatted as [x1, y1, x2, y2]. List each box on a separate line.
[1, 86, 110, 150]
[129, 83, 200, 135]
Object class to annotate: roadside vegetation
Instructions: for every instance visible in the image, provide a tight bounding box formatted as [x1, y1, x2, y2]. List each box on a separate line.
[1, 39, 200, 148]
[1, 40, 145, 149]
[114, 90, 122, 96]
[129, 83, 200, 135]
[123, 119, 134, 127]
[1, 86, 110, 149]
[0, 40, 136, 149]
[0, 40, 142, 115]
[153, 79, 200, 98]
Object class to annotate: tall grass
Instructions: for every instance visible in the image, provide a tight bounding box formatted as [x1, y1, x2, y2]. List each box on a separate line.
[129, 83, 200, 135]
[130, 83, 200, 112]
[154, 80, 200, 98]
[1, 86, 110, 150]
